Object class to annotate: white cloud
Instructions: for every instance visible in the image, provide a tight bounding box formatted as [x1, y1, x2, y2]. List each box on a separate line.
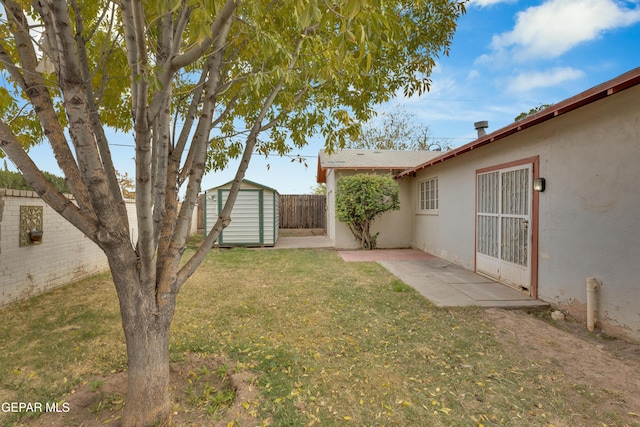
[490, 0, 640, 62]
[506, 67, 585, 92]
[469, 0, 517, 7]
[467, 69, 481, 80]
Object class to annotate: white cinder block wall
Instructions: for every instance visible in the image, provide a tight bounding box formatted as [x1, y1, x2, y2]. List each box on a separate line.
[0, 190, 202, 307]
[0, 189, 140, 307]
[1, 190, 200, 307]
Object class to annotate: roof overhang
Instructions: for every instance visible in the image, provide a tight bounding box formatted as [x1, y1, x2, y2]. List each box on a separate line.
[317, 149, 442, 183]
[396, 67, 640, 179]
[317, 160, 327, 183]
[205, 178, 279, 194]
[317, 165, 409, 183]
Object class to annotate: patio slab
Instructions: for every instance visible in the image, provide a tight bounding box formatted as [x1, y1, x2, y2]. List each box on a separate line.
[267, 242, 547, 309]
[338, 248, 436, 262]
[340, 250, 548, 309]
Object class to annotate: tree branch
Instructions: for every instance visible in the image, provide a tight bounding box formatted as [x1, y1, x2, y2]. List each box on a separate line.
[169, 0, 239, 71]
[120, 0, 156, 285]
[37, 0, 128, 249]
[3, 1, 94, 216]
[70, 0, 129, 228]
[176, 76, 287, 289]
[175, 71, 208, 186]
[146, 0, 239, 122]
[0, 121, 100, 242]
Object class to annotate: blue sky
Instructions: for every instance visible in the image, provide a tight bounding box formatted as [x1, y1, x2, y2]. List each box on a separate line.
[11, 0, 640, 194]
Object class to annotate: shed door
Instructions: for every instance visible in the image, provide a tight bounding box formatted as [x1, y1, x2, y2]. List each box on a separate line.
[476, 165, 532, 292]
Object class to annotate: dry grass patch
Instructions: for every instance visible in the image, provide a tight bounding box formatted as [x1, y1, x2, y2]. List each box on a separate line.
[0, 273, 126, 426]
[1, 245, 639, 426]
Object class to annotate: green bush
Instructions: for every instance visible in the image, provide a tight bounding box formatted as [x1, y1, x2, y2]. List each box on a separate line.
[336, 173, 400, 249]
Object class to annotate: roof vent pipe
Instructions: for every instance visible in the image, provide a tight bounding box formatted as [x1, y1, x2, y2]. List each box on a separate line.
[474, 121, 489, 138]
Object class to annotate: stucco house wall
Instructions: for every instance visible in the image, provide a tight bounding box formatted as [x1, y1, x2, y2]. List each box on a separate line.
[319, 149, 440, 250]
[325, 168, 337, 244]
[404, 78, 640, 341]
[409, 165, 476, 269]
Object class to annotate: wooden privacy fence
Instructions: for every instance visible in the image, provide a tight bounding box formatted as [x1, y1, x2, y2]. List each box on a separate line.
[279, 194, 326, 229]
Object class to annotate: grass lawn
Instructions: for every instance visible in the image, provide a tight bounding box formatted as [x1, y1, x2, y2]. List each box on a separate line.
[0, 241, 635, 426]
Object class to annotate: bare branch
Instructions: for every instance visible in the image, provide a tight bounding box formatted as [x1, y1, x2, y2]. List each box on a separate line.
[170, 1, 191, 58]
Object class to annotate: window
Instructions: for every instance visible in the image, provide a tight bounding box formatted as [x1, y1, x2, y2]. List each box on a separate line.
[419, 177, 438, 212]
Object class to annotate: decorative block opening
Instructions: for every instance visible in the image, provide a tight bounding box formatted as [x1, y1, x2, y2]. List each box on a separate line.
[20, 205, 44, 247]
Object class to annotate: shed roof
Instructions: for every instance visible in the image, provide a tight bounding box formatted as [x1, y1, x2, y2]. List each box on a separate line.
[316, 149, 442, 183]
[396, 67, 640, 179]
[204, 179, 279, 194]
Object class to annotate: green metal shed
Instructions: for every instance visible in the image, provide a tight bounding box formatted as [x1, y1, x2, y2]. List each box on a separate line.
[204, 179, 279, 246]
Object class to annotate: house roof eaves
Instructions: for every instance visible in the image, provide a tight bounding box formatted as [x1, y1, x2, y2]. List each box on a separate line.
[317, 149, 441, 183]
[396, 67, 640, 179]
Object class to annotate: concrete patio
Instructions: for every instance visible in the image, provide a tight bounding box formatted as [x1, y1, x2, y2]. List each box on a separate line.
[339, 249, 548, 308]
[272, 236, 547, 308]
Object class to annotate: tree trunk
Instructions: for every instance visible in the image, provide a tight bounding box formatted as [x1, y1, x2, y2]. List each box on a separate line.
[121, 315, 172, 426]
[107, 245, 176, 426]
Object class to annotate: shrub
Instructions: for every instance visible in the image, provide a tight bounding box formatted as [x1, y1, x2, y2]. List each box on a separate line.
[336, 174, 400, 249]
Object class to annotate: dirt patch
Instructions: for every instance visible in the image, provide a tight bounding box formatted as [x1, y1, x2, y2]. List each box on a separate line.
[487, 308, 640, 422]
[28, 354, 261, 427]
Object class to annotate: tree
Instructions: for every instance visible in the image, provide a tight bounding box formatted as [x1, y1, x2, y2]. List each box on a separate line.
[310, 182, 326, 195]
[347, 106, 452, 151]
[0, 169, 70, 193]
[116, 170, 136, 199]
[336, 174, 400, 249]
[514, 103, 554, 121]
[0, 1, 465, 425]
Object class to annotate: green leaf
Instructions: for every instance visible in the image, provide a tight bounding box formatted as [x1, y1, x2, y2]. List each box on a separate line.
[344, 0, 361, 19]
[336, 174, 400, 249]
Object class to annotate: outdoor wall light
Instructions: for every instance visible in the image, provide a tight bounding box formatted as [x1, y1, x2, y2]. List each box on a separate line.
[29, 230, 43, 244]
[534, 178, 546, 192]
